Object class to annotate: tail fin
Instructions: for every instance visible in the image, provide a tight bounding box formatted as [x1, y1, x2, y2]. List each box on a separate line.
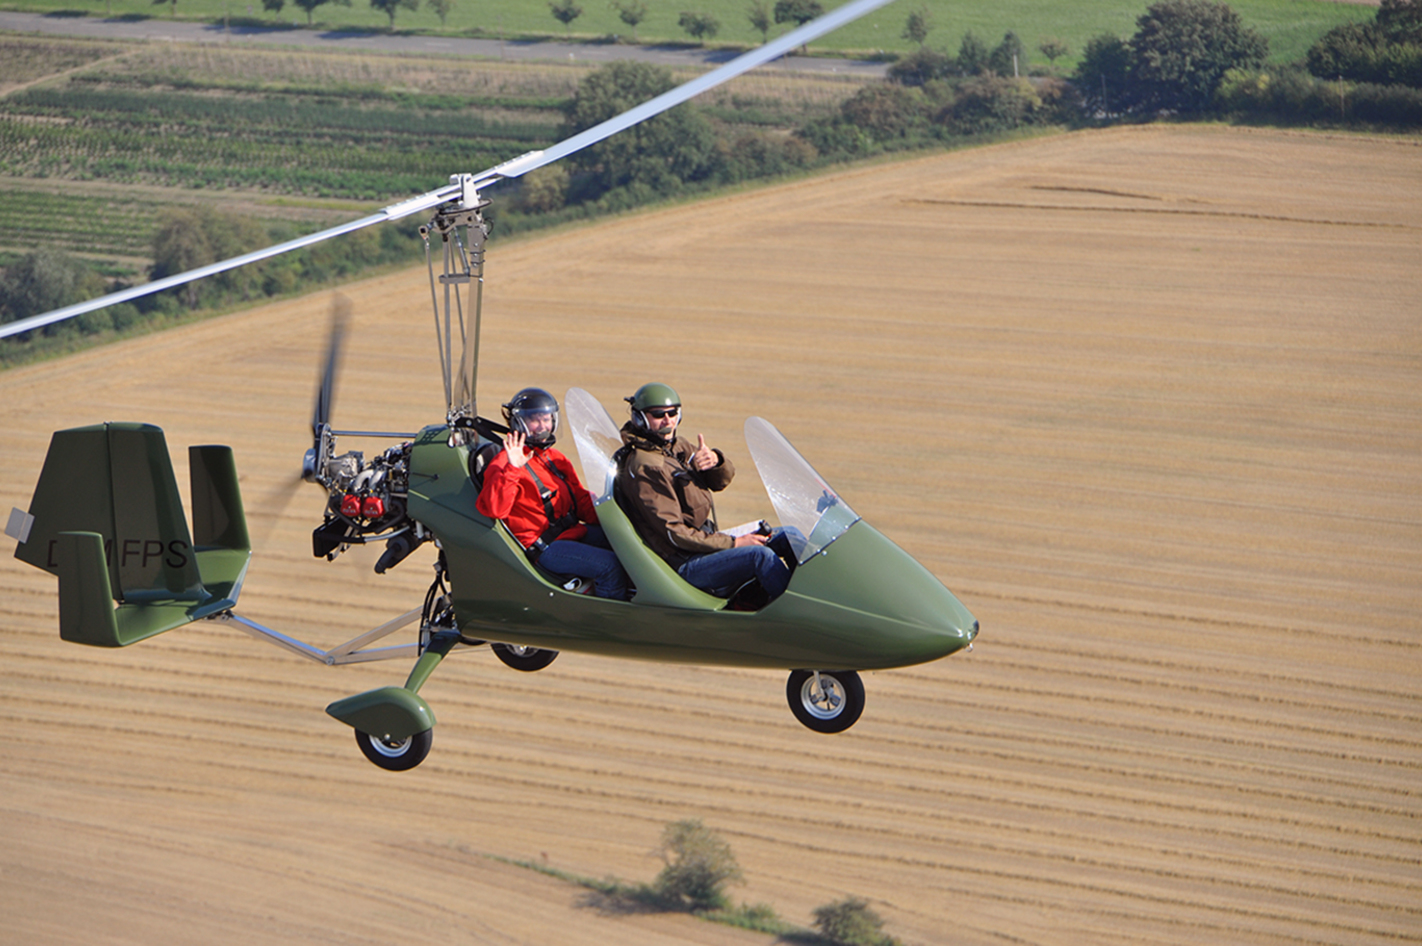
[10, 423, 251, 646]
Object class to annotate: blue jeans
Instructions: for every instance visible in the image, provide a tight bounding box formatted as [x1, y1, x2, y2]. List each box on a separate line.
[677, 528, 796, 601]
[538, 526, 630, 601]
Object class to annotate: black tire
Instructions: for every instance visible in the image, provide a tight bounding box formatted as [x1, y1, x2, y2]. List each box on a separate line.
[355, 727, 432, 771]
[786, 670, 865, 734]
[491, 642, 559, 672]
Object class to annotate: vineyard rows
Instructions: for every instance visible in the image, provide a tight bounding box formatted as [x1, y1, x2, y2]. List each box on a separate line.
[0, 37, 856, 269]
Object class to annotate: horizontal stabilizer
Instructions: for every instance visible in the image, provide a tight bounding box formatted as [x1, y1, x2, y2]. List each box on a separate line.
[55, 531, 238, 647]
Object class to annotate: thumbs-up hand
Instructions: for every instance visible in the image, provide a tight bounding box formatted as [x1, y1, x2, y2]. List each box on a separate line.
[691, 433, 718, 471]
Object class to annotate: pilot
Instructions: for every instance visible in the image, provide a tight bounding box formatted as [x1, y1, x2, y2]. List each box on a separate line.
[476, 387, 629, 601]
[616, 382, 794, 603]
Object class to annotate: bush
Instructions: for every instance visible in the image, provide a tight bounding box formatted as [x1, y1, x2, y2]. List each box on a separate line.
[887, 46, 954, 87]
[1219, 64, 1422, 125]
[937, 75, 1043, 134]
[516, 166, 569, 214]
[838, 83, 928, 140]
[812, 897, 899, 946]
[652, 819, 743, 911]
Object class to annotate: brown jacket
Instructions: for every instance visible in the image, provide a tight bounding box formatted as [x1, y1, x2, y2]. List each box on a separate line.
[617, 422, 736, 568]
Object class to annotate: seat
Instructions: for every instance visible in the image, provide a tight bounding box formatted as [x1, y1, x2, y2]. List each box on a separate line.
[465, 424, 592, 595]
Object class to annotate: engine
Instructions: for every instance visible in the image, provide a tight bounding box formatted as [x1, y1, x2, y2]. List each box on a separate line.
[309, 440, 426, 573]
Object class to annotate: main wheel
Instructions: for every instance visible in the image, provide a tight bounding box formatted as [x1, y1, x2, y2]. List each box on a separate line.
[786, 670, 865, 734]
[492, 642, 559, 672]
[355, 727, 432, 771]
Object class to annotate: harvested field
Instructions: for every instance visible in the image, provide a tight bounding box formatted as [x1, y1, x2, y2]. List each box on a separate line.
[1, 124, 1419, 945]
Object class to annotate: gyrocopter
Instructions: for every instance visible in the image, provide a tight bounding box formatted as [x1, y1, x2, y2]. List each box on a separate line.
[3, 0, 977, 771]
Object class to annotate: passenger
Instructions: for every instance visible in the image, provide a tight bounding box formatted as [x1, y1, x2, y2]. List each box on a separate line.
[476, 388, 629, 601]
[616, 382, 794, 603]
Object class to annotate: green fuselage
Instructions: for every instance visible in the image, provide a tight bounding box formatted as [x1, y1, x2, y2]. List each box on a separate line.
[406, 427, 977, 672]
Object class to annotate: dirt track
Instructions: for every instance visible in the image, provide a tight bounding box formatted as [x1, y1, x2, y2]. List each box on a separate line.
[1, 125, 1419, 945]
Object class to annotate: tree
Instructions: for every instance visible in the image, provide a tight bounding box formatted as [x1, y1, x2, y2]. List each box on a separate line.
[773, 0, 821, 28]
[610, 0, 646, 40]
[427, 0, 452, 26]
[746, 0, 771, 43]
[0, 249, 104, 329]
[549, 0, 582, 34]
[370, 0, 417, 29]
[652, 820, 743, 911]
[1038, 36, 1070, 64]
[1128, 0, 1267, 111]
[679, 11, 719, 42]
[989, 30, 1026, 76]
[1076, 33, 1133, 113]
[956, 30, 990, 75]
[562, 61, 718, 195]
[151, 207, 266, 308]
[261, 0, 284, 15]
[1378, 0, 1422, 40]
[293, 0, 337, 26]
[901, 6, 931, 47]
[1308, 0, 1422, 87]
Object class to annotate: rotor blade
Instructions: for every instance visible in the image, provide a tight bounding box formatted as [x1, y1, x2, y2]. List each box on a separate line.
[0, 192, 448, 340]
[0, 0, 896, 340]
[313, 296, 350, 436]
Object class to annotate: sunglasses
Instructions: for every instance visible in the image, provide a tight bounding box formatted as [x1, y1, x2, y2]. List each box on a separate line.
[645, 407, 680, 419]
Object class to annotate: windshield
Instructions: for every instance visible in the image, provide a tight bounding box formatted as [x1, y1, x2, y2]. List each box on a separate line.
[745, 417, 859, 564]
[564, 387, 622, 503]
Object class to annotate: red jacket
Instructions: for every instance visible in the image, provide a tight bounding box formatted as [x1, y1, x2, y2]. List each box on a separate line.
[474, 445, 598, 547]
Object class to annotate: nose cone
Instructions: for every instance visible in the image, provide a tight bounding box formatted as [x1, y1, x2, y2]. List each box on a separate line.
[773, 522, 978, 670]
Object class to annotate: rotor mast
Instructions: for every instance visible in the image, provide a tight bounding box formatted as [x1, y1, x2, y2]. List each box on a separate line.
[421, 173, 488, 427]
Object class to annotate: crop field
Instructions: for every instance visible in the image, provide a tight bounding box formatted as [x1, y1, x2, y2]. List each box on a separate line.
[0, 124, 1417, 945]
[0, 0, 1378, 67]
[0, 37, 861, 266]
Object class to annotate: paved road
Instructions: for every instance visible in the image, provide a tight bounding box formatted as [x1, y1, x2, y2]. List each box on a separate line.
[0, 10, 888, 77]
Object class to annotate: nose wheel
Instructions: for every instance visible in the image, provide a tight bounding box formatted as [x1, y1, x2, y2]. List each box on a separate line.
[787, 670, 864, 733]
[355, 728, 433, 770]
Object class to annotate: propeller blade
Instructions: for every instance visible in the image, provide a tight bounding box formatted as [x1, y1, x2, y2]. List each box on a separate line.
[313, 296, 350, 437]
[249, 470, 307, 551]
[0, 0, 897, 340]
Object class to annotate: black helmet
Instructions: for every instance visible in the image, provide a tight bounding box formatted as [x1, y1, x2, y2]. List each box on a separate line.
[625, 382, 681, 434]
[502, 387, 559, 448]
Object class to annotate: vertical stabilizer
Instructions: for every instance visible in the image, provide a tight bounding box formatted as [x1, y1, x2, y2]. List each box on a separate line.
[14, 423, 203, 602]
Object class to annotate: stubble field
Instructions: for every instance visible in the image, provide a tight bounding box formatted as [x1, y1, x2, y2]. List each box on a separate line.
[1, 124, 1418, 945]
